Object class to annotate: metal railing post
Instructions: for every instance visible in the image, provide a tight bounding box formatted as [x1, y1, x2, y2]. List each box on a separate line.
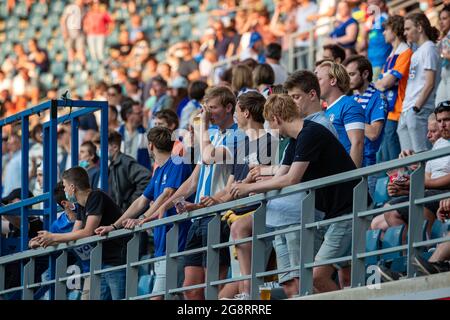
[23, 258, 35, 300]
[165, 222, 179, 300]
[89, 242, 103, 300]
[205, 215, 221, 300]
[351, 177, 369, 288]
[70, 117, 79, 167]
[407, 163, 425, 278]
[288, 34, 294, 73]
[308, 29, 315, 70]
[100, 102, 109, 192]
[0, 264, 4, 293]
[20, 116, 30, 251]
[55, 250, 68, 300]
[250, 202, 267, 300]
[300, 190, 316, 296]
[125, 233, 140, 300]
[48, 100, 58, 300]
[42, 125, 50, 231]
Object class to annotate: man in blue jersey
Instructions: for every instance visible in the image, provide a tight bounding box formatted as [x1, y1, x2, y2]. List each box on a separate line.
[95, 126, 193, 300]
[363, 0, 392, 81]
[344, 55, 388, 195]
[316, 60, 365, 167]
[149, 86, 240, 300]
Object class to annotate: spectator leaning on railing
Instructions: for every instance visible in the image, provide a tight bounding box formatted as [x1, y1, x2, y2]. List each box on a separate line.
[96, 127, 194, 300]
[230, 93, 365, 293]
[371, 101, 450, 239]
[199, 91, 276, 300]
[34, 167, 128, 300]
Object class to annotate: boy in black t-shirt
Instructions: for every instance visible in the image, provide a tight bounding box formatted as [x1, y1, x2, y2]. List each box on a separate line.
[200, 91, 278, 299]
[35, 166, 127, 300]
[230, 94, 361, 293]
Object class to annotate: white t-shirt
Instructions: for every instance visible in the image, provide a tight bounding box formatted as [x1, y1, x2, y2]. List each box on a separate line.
[403, 41, 441, 112]
[316, 0, 336, 36]
[295, 2, 319, 47]
[269, 63, 288, 85]
[426, 138, 450, 179]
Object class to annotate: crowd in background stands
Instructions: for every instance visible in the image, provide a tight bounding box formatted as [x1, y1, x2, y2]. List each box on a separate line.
[1, 0, 450, 300]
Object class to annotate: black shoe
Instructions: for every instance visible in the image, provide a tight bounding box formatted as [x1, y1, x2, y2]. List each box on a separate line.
[375, 265, 401, 282]
[414, 256, 450, 275]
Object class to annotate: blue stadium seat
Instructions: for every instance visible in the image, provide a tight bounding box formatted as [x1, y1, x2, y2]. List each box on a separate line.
[365, 229, 382, 266]
[138, 274, 155, 296]
[51, 1, 65, 14]
[381, 225, 405, 262]
[1, 237, 20, 256]
[39, 73, 55, 91]
[373, 176, 390, 208]
[142, 16, 156, 31]
[7, 29, 20, 41]
[14, 2, 28, 17]
[431, 219, 450, 240]
[0, 4, 8, 18]
[31, 4, 48, 17]
[50, 61, 66, 78]
[67, 290, 82, 300]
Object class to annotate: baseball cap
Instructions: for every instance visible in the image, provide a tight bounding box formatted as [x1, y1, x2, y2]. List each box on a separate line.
[170, 76, 189, 89]
[1, 188, 34, 205]
[249, 32, 263, 48]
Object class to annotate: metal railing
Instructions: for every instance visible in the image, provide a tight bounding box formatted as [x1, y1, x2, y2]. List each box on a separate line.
[0, 99, 108, 299]
[1, 145, 450, 300]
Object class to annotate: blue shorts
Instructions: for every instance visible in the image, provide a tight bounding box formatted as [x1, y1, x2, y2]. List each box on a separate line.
[184, 216, 231, 268]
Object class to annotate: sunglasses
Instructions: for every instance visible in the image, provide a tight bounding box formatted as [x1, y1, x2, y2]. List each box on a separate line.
[437, 101, 450, 108]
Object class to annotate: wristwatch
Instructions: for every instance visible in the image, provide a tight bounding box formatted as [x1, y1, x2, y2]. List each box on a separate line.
[412, 106, 421, 113]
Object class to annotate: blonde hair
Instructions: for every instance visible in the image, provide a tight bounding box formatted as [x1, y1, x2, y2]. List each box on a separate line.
[232, 64, 253, 93]
[317, 61, 350, 94]
[263, 94, 300, 123]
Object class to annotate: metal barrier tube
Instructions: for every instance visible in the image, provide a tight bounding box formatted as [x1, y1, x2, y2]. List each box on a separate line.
[407, 163, 425, 278]
[250, 201, 267, 299]
[99, 102, 109, 191]
[205, 214, 221, 300]
[166, 222, 180, 300]
[125, 233, 140, 300]
[70, 117, 79, 167]
[351, 177, 370, 288]
[300, 190, 315, 296]
[20, 116, 30, 251]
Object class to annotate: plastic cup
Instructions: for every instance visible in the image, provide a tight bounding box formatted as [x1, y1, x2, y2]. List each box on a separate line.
[259, 285, 271, 300]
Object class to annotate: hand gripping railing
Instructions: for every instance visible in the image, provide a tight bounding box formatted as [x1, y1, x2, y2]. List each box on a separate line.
[0, 99, 108, 299]
[1, 146, 450, 300]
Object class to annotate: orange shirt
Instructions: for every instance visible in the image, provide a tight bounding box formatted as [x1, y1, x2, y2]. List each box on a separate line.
[382, 43, 413, 122]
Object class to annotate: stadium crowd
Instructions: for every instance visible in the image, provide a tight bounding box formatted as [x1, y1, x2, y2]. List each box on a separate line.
[1, 0, 450, 300]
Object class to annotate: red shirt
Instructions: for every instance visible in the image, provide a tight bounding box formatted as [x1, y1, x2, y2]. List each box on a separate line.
[84, 11, 112, 35]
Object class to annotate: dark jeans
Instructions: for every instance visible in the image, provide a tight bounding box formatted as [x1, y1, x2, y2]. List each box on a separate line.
[377, 119, 401, 163]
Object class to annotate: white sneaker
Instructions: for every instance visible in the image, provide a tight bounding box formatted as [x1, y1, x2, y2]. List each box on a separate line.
[220, 293, 251, 300]
[233, 293, 251, 300]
